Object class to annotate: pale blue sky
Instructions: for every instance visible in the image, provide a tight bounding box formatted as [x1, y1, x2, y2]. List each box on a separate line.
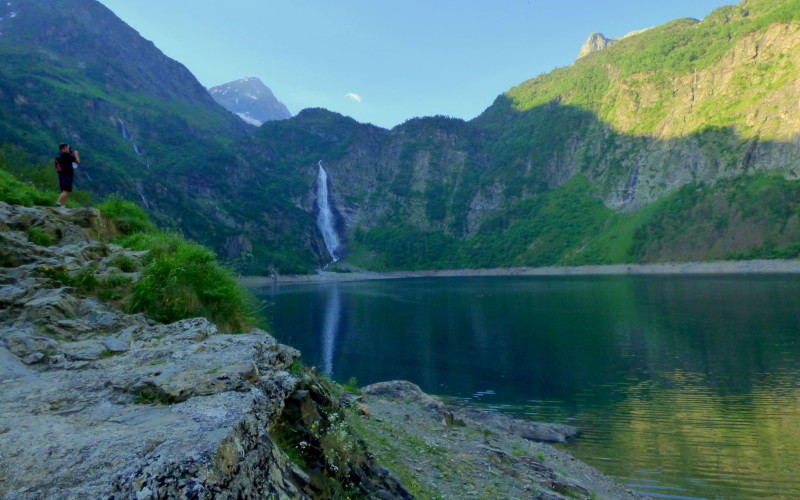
[97, 0, 733, 129]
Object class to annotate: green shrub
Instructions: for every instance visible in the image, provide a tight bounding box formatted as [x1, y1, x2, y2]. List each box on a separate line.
[98, 195, 155, 235]
[120, 231, 258, 332]
[26, 227, 56, 247]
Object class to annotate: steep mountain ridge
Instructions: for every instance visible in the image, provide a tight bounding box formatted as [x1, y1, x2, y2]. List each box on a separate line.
[1, 0, 215, 105]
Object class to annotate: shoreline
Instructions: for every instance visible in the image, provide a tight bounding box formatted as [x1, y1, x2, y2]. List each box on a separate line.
[240, 259, 800, 286]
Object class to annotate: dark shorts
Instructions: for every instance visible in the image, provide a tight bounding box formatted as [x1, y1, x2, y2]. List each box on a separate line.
[58, 174, 73, 193]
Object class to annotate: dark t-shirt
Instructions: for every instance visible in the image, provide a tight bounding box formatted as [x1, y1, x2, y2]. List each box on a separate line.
[56, 152, 76, 177]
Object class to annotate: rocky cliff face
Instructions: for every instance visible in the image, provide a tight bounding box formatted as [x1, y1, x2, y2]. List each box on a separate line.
[210, 77, 292, 126]
[0, 202, 409, 498]
[578, 33, 617, 58]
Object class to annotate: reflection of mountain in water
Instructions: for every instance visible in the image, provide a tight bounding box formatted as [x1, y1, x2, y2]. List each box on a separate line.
[320, 284, 341, 376]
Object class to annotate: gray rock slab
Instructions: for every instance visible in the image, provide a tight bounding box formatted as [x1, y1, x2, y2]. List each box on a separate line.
[0, 346, 35, 382]
[102, 335, 129, 353]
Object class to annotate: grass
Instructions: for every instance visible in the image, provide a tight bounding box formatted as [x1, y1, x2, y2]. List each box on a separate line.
[510, 444, 528, 458]
[341, 376, 361, 395]
[90, 190, 264, 332]
[26, 227, 56, 247]
[0, 169, 55, 206]
[0, 147, 93, 207]
[109, 254, 139, 272]
[120, 231, 259, 333]
[133, 387, 178, 405]
[98, 195, 156, 235]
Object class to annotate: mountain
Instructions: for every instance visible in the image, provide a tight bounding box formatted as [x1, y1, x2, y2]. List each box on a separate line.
[242, 0, 800, 270]
[1, 0, 800, 275]
[209, 77, 292, 126]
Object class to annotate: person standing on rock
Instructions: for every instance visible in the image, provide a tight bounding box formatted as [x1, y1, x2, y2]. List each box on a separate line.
[54, 142, 80, 207]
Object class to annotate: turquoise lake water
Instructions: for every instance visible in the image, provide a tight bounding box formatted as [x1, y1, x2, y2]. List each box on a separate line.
[256, 275, 800, 499]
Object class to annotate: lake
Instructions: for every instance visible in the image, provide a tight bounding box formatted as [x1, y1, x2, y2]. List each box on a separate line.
[255, 275, 800, 499]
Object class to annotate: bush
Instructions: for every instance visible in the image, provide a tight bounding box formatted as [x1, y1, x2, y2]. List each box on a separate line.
[120, 231, 259, 332]
[98, 195, 155, 235]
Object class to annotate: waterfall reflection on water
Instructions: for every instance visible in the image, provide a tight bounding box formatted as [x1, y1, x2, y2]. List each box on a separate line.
[320, 283, 342, 376]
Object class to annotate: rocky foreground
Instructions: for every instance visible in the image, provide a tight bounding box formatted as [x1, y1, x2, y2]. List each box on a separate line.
[0, 202, 638, 499]
[0, 202, 407, 499]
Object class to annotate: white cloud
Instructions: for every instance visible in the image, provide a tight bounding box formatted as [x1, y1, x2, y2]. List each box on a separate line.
[345, 92, 362, 103]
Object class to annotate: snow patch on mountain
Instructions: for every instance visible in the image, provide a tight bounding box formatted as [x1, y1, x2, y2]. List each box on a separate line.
[236, 113, 263, 127]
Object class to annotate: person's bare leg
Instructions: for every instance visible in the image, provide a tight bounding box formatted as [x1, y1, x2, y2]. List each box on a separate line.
[57, 191, 69, 206]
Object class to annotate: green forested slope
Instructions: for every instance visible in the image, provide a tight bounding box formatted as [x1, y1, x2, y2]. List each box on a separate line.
[343, 0, 800, 270]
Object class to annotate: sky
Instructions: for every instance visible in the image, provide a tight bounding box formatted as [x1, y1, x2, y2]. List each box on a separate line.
[96, 0, 734, 129]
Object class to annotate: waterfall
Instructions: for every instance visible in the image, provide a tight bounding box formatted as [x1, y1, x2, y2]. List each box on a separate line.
[118, 118, 130, 140]
[315, 161, 341, 263]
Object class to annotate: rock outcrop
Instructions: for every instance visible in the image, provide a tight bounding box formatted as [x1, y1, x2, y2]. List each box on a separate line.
[359, 381, 641, 499]
[577, 29, 651, 59]
[0, 203, 409, 499]
[364, 381, 578, 443]
[578, 32, 618, 59]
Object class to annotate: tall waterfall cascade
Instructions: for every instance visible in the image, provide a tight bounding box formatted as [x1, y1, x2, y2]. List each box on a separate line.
[315, 161, 341, 264]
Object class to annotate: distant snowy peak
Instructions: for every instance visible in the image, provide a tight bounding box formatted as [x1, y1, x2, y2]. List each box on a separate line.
[209, 77, 291, 126]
